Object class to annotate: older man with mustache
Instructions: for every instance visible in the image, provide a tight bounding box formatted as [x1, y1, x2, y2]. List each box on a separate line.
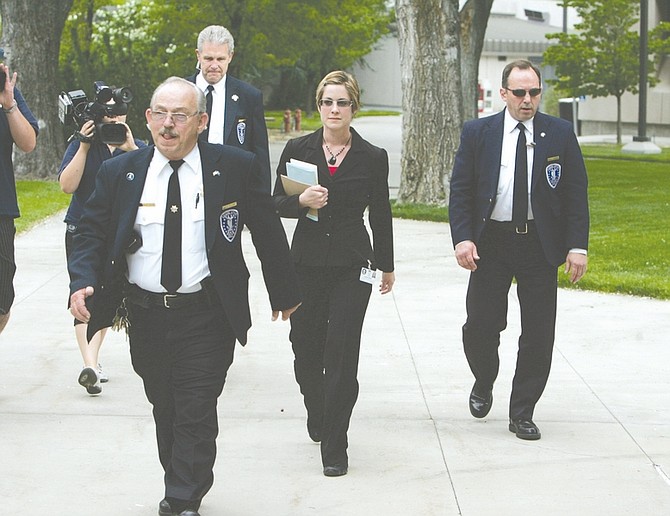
[68, 76, 301, 515]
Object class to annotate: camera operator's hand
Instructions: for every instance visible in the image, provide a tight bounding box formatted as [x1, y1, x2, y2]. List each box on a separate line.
[60, 120, 95, 194]
[77, 120, 96, 147]
[110, 122, 139, 152]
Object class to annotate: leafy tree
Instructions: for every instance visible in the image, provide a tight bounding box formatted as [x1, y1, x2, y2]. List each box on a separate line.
[60, 0, 195, 139]
[250, 0, 392, 111]
[0, 0, 74, 178]
[544, 0, 669, 144]
[59, 0, 391, 140]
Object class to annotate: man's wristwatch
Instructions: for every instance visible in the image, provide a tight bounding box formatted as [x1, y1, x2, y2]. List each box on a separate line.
[2, 99, 17, 115]
[2, 100, 17, 114]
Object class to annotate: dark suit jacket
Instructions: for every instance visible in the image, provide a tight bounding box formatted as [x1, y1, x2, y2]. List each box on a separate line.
[273, 128, 394, 272]
[68, 142, 300, 345]
[449, 110, 589, 267]
[186, 73, 271, 192]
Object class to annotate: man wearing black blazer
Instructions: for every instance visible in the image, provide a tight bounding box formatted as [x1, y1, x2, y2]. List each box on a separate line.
[186, 25, 271, 192]
[69, 77, 300, 516]
[449, 60, 589, 440]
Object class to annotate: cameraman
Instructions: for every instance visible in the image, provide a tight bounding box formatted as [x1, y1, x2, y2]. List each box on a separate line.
[58, 101, 145, 395]
[0, 60, 39, 336]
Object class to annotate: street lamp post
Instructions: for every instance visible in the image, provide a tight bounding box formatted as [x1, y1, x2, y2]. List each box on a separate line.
[623, 0, 661, 153]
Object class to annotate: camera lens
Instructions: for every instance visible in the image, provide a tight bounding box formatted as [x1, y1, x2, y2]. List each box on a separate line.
[113, 87, 133, 104]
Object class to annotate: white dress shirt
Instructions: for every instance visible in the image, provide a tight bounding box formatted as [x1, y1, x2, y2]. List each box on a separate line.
[196, 73, 226, 145]
[126, 146, 210, 293]
[491, 110, 535, 222]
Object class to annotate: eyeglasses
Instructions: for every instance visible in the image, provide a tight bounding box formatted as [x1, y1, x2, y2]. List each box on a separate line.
[318, 99, 354, 108]
[150, 110, 199, 124]
[505, 87, 542, 98]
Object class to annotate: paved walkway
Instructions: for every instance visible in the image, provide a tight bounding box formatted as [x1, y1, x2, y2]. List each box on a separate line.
[1, 211, 669, 515]
[2, 117, 669, 514]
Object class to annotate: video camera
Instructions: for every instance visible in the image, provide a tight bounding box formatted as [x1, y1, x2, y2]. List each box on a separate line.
[58, 81, 133, 144]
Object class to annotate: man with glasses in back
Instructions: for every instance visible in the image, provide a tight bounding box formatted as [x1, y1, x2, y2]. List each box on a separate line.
[186, 25, 271, 192]
[68, 77, 301, 515]
[449, 60, 589, 440]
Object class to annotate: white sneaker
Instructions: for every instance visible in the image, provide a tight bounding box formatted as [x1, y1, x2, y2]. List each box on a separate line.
[78, 367, 102, 395]
[97, 364, 109, 383]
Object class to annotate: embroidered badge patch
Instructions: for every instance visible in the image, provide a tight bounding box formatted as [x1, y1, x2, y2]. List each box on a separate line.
[236, 121, 246, 145]
[220, 209, 239, 242]
[546, 163, 561, 189]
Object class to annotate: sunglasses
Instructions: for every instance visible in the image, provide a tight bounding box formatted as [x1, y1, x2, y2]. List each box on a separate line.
[505, 87, 542, 98]
[319, 99, 354, 108]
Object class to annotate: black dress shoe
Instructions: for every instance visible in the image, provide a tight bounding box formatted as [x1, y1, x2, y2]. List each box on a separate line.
[469, 383, 493, 418]
[158, 499, 172, 516]
[509, 418, 541, 440]
[160, 498, 201, 516]
[323, 464, 348, 477]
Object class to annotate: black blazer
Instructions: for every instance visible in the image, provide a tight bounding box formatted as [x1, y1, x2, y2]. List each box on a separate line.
[449, 110, 589, 267]
[186, 73, 271, 192]
[273, 128, 394, 273]
[68, 143, 300, 345]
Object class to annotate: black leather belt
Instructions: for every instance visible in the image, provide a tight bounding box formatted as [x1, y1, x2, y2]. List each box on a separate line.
[125, 281, 215, 310]
[489, 220, 535, 234]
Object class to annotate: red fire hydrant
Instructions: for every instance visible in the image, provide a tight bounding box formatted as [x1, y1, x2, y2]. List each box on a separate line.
[283, 109, 291, 133]
[294, 108, 302, 132]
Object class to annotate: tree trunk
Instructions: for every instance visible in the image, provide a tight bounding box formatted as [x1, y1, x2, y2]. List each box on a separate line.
[0, 0, 74, 178]
[395, 0, 462, 206]
[459, 0, 494, 121]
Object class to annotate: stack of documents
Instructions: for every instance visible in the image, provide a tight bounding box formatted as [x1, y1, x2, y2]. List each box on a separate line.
[281, 159, 319, 221]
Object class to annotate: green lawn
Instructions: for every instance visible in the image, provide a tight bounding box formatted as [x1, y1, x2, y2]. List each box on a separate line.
[14, 148, 670, 300]
[580, 143, 670, 162]
[15, 180, 70, 233]
[578, 158, 669, 298]
[393, 152, 670, 299]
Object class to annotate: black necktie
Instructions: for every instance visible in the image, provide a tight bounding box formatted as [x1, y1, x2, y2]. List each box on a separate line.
[512, 122, 528, 226]
[161, 159, 184, 293]
[202, 85, 214, 141]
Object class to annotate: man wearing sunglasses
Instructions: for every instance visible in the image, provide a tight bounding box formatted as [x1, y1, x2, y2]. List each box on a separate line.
[449, 59, 589, 440]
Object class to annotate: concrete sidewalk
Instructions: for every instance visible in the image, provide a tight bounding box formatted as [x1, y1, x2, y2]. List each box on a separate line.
[1, 212, 669, 515]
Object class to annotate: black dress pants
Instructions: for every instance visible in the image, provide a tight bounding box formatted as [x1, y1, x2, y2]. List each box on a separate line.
[462, 223, 557, 420]
[127, 299, 236, 508]
[290, 265, 372, 467]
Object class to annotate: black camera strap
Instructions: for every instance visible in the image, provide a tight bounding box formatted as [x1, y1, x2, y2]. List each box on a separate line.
[68, 130, 94, 144]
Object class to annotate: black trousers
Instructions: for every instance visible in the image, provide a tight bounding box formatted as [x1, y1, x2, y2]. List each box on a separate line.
[0, 217, 16, 314]
[127, 299, 235, 508]
[462, 223, 557, 420]
[290, 265, 372, 467]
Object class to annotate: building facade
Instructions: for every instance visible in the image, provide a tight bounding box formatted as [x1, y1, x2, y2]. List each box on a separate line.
[352, 0, 670, 138]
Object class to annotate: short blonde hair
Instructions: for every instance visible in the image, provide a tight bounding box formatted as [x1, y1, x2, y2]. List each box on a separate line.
[315, 71, 361, 113]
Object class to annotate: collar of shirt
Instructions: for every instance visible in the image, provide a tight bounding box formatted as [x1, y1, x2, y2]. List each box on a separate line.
[129, 145, 208, 293]
[196, 73, 226, 144]
[196, 73, 226, 96]
[503, 109, 534, 141]
[491, 111, 536, 222]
